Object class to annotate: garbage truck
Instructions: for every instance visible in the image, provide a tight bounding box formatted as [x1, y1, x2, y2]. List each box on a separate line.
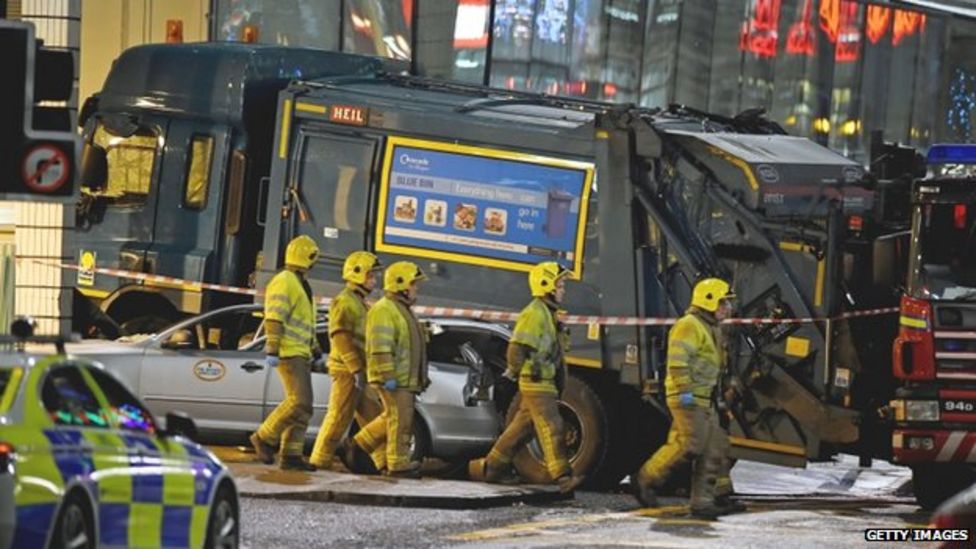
[73, 43, 910, 489]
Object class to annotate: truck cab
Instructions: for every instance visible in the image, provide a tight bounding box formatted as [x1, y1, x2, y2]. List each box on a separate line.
[891, 143, 976, 509]
[72, 43, 401, 336]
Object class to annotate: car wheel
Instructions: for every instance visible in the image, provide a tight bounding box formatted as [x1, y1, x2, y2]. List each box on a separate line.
[510, 375, 610, 487]
[204, 485, 239, 549]
[49, 490, 95, 549]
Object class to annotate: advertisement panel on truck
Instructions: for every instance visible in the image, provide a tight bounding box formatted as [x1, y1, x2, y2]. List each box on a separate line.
[375, 136, 594, 276]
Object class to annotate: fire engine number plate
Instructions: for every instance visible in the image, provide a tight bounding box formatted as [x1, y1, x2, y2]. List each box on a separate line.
[943, 400, 976, 414]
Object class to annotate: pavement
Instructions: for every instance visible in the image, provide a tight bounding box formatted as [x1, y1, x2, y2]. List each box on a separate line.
[213, 446, 569, 509]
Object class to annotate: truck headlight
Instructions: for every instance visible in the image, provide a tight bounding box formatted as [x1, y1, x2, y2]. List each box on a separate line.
[904, 400, 940, 421]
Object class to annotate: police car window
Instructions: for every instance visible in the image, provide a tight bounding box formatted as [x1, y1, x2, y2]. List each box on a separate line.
[87, 367, 157, 434]
[41, 366, 110, 428]
[295, 134, 374, 258]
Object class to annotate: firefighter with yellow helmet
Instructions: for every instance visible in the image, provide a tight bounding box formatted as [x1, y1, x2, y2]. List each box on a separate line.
[354, 260, 430, 477]
[309, 251, 385, 470]
[250, 235, 322, 471]
[471, 261, 584, 493]
[634, 277, 741, 518]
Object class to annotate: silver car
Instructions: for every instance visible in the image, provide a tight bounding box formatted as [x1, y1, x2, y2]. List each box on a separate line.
[60, 304, 511, 464]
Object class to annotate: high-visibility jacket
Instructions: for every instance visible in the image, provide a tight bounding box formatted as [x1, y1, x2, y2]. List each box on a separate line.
[264, 269, 317, 359]
[327, 284, 368, 374]
[510, 298, 566, 395]
[366, 293, 428, 391]
[664, 308, 722, 406]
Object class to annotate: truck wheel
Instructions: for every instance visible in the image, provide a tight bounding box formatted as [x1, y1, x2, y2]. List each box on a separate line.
[510, 375, 611, 488]
[912, 464, 976, 510]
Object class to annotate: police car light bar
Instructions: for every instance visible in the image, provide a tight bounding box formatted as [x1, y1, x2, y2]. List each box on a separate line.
[926, 144, 976, 165]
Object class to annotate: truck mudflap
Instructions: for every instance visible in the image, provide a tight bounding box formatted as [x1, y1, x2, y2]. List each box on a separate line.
[892, 429, 976, 463]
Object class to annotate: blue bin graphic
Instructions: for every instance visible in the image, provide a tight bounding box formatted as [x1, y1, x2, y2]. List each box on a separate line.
[545, 188, 574, 239]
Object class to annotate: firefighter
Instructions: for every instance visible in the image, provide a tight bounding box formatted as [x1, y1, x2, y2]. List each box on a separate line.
[470, 261, 585, 494]
[356, 260, 430, 477]
[249, 235, 322, 471]
[633, 277, 738, 518]
[309, 251, 385, 470]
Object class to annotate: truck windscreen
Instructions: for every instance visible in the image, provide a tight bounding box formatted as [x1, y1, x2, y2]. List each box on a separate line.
[912, 201, 976, 300]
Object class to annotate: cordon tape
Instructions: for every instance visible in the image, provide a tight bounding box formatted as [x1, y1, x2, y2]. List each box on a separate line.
[33, 259, 898, 326]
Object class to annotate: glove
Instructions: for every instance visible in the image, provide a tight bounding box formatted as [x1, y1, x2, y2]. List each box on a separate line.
[354, 371, 366, 391]
[502, 370, 518, 383]
[265, 355, 280, 368]
[311, 354, 326, 373]
[679, 392, 695, 408]
[383, 378, 398, 391]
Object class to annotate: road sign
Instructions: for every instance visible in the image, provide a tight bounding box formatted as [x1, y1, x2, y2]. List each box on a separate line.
[21, 143, 71, 193]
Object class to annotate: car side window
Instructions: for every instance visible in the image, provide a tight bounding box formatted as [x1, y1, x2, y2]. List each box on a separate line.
[41, 366, 110, 428]
[87, 367, 158, 435]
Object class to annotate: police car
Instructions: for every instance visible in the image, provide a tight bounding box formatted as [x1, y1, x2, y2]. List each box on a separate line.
[0, 323, 239, 549]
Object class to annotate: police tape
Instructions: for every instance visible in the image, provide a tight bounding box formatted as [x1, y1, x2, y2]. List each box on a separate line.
[36, 259, 898, 326]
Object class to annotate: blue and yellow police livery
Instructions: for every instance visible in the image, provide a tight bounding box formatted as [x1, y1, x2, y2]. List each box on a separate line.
[0, 353, 239, 549]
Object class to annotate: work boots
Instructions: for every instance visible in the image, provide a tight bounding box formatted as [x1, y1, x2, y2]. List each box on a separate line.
[249, 432, 275, 465]
[714, 495, 747, 514]
[556, 474, 585, 494]
[633, 482, 658, 507]
[385, 461, 422, 479]
[280, 456, 317, 472]
[484, 462, 521, 485]
[689, 503, 726, 520]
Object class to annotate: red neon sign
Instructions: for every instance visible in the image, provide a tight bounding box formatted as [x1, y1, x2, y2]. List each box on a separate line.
[893, 9, 926, 46]
[786, 0, 815, 56]
[740, 0, 782, 58]
[866, 5, 891, 44]
[819, 0, 841, 43]
[834, 1, 860, 63]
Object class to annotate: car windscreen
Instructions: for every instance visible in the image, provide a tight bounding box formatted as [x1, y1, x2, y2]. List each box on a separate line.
[0, 367, 23, 413]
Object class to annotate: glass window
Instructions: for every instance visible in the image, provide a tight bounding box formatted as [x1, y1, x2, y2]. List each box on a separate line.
[89, 123, 158, 207]
[416, 0, 490, 83]
[295, 133, 374, 258]
[41, 366, 110, 428]
[343, 0, 414, 60]
[87, 367, 158, 435]
[184, 136, 214, 210]
[215, 0, 341, 49]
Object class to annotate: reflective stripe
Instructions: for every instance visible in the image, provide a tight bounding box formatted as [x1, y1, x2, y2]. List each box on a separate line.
[938, 431, 966, 461]
[371, 326, 396, 336]
[266, 305, 291, 320]
[900, 315, 928, 329]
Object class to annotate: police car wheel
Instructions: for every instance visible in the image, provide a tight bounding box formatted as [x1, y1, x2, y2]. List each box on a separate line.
[50, 491, 94, 549]
[204, 485, 239, 549]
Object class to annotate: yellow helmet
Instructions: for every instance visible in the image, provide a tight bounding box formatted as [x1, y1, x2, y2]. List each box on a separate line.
[384, 261, 428, 292]
[284, 235, 320, 270]
[528, 261, 573, 297]
[343, 251, 381, 285]
[691, 278, 734, 312]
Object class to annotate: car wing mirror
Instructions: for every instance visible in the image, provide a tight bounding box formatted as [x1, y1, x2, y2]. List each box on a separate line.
[460, 342, 492, 406]
[425, 320, 445, 336]
[162, 411, 198, 441]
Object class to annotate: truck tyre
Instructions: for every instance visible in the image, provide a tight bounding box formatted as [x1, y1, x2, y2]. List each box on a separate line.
[911, 464, 976, 510]
[509, 375, 611, 488]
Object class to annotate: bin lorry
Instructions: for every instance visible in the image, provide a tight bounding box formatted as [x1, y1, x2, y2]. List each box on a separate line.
[890, 143, 976, 509]
[73, 43, 912, 489]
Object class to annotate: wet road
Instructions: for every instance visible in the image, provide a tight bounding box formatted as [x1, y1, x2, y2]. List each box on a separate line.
[229, 452, 937, 548]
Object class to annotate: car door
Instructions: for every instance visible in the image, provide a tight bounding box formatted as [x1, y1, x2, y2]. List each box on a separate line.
[139, 307, 269, 434]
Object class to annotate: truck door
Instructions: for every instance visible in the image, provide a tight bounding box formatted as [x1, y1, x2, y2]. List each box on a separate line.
[76, 115, 168, 298]
[145, 122, 230, 310]
[288, 131, 377, 279]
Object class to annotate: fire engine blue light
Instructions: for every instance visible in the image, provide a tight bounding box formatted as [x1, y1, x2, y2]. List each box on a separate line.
[926, 144, 976, 165]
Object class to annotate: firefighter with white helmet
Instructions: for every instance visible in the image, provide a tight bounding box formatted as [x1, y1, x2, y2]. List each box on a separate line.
[354, 260, 430, 477]
[634, 277, 741, 518]
[309, 251, 385, 470]
[250, 235, 322, 471]
[470, 261, 584, 493]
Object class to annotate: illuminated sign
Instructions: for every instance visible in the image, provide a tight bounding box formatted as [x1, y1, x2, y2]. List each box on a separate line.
[866, 5, 892, 44]
[786, 0, 816, 56]
[834, 1, 860, 63]
[376, 136, 594, 276]
[819, 0, 841, 43]
[893, 9, 926, 46]
[740, 0, 781, 58]
[453, 0, 489, 48]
